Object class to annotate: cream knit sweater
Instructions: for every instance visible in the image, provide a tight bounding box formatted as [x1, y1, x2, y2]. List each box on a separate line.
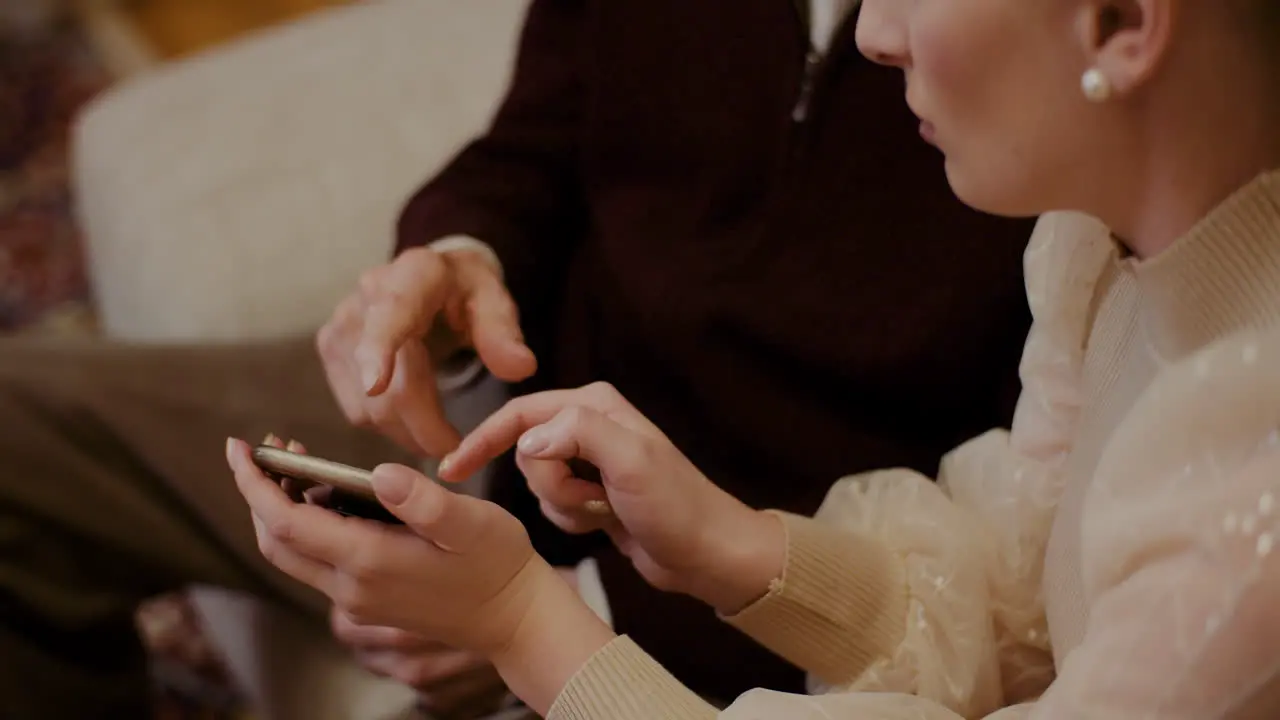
[547, 170, 1280, 720]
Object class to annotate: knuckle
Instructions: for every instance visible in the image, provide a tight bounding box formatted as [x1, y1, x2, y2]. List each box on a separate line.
[385, 628, 420, 651]
[618, 436, 656, 476]
[412, 490, 446, 530]
[584, 381, 619, 402]
[316, 324, 346, 360]
[346, 539, 387, 582]
[256, 534, 280, 564]
[562, 404, 589, 429]
[402, 245, 442, 268]
[329, 608, 354, 638]
[358, 268, 384, 295]
[315, 324, 334, 356]
[333, 576, 373, 619]
[318, 301, 361, 356]
[265, 516, 294, 544]
[401, 660, 436, 689]
[403, 249, 449, 288]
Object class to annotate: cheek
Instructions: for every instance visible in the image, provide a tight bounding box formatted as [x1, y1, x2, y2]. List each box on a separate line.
[910, 14, 989, 128]
[910, 16, 1045, 215]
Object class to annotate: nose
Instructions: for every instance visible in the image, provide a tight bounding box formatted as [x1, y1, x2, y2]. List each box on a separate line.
[855, 0, 911, 68]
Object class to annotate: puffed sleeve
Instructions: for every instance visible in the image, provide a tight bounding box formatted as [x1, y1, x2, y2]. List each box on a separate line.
[718, 315, 1280, 720]
[712, 212, 1117, 716]
[1020, 327, 1280, 718]
[550, 214, 1123, 720]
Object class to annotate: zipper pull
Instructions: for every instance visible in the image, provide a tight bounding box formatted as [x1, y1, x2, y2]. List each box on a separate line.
[791, 49, 822, 123]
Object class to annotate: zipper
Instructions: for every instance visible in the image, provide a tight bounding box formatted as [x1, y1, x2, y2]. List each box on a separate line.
[791, 48, 822, 123]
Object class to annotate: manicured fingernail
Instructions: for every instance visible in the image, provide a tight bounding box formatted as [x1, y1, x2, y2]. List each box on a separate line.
[225, 437, 237, 460]
[583, 499, 613, 516]
[372, 467, 414, 505]
[264, 433, 279, 446]
[437, 455, 454, 476]
[287, 440, 304, 453]
[518, 428, 550, 456]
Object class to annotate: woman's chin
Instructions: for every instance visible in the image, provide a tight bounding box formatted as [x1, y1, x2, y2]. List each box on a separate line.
[943, 159, 1039, 219]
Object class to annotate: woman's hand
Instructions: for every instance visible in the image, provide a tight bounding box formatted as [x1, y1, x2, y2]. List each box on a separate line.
[226, 436, 549, 655]
[227, 437, 617, 714]
[440, 383, 786, 615]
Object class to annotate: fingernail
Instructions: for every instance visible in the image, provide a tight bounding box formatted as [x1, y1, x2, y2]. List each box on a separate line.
[287, 440, 304, 453]
[225, 437, 237, 460]
[518, 428, 550, 456]
[582, 499, 613, 516]
[264, 433, 279, 446]
[372, 466, 414, 505]
[437, 454, 454, 477]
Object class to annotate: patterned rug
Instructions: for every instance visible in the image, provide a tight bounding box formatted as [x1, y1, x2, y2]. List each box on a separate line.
[0, 13, 97, 332]
[1, 13, 250, 719]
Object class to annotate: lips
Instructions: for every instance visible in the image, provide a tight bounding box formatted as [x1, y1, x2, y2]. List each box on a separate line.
[919, 120, 937, 145]
[906, 92, 936, 146]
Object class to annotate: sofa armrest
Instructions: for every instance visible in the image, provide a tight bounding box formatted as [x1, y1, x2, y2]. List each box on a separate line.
[74, 0, 528, 342]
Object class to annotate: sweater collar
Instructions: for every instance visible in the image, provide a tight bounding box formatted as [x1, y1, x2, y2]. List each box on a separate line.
[1122, 169, 1280, 364]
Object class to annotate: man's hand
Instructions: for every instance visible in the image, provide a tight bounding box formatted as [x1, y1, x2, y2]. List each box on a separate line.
[317, 246, 537, 457]
[330, 609, 508, 719]
[329, 568, 581, 718]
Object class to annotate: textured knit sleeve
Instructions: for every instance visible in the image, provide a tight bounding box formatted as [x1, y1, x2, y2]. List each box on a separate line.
[713, 212, 1114, 715]
[546, 213, 1118, 720]
[554, 325, 1280, 720]
[1017, 327, 1280, 718]
[730, 326, 1280, 719]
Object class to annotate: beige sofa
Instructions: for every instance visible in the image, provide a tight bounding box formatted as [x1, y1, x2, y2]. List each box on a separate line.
[72, 1, 529, 717]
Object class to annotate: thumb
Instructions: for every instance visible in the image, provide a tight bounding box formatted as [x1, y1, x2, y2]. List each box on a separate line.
[371, 464, 483, 552]
[463, 280, 537, 383]
[516, 407, 651, 494]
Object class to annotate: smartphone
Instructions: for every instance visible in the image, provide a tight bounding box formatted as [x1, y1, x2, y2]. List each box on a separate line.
[250, 445, 403, 524]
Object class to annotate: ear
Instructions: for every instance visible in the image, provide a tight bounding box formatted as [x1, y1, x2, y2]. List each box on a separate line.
[1072, 0, 1176, 97]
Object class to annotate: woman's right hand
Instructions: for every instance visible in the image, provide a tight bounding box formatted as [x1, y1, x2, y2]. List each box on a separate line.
[441, 383, 786, 615]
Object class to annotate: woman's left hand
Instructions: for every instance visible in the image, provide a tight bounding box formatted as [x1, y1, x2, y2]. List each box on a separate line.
[225, 437, 546, 657]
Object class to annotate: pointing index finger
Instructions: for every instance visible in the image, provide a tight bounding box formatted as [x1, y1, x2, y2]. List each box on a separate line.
[356, 251, 453, 396]
[439, 390, 597, 481]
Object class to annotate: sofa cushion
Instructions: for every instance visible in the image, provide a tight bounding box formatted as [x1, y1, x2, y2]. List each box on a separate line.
[74, 0, 527, 342]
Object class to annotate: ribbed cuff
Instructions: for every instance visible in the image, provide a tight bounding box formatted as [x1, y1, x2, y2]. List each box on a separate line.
[723, 511, 908, 686]
[548, 637, 718, 720]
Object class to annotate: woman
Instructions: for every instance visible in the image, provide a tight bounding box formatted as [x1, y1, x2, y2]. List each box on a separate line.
[227, 0, 1280, 717]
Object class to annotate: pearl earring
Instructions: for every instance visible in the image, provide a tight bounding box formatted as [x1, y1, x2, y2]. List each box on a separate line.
[1080, 67, 1112, 102]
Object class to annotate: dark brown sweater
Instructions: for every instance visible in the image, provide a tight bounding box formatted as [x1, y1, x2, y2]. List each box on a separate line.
[398, 0, 1034, 703]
